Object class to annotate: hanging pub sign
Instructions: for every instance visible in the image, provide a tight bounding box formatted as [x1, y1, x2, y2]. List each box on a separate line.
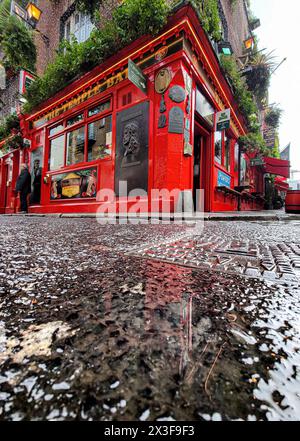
[250, 158, 264, 167]
[216, 108, 231, 131]
[19, 70, 35, 95]
[128, 58, 147, 95]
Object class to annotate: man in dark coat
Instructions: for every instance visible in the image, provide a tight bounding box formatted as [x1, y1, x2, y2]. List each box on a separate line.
[16, 164, 31, 213]
[29, 159, 42, 205]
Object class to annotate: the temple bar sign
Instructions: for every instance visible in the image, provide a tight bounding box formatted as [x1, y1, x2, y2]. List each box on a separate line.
[216, 108, 231, 131]
[128, 59, 147, 95]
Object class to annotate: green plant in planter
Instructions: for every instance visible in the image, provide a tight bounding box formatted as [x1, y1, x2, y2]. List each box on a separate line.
[2, 134, 23, 151]
[0, 113, 20, 142]
[264, 106, 283, 129]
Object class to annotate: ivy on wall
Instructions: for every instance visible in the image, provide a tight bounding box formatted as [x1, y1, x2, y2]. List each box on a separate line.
[0, 0, 36, 73]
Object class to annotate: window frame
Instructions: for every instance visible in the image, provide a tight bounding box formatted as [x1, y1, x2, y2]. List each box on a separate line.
[47, 98, 113, 172]
[214, 130, 234, 178]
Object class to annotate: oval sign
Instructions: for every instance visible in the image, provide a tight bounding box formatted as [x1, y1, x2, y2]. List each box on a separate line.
[155, 68, 171, 94]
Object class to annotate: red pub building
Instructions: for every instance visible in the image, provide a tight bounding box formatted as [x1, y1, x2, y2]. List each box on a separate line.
[0, 4, 283, 215]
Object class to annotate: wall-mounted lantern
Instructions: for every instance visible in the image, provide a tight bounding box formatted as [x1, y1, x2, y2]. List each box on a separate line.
[244, 37, 254, 52]
[218, 41, 233, 56]
[26, 2, 42, 28]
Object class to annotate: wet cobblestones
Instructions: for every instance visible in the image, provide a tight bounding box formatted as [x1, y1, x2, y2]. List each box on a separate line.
[0, 216, 300, 421]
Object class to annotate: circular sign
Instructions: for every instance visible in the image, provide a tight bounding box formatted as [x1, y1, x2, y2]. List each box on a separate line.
[155, 68, 171, 94]
[169, 86, 185, 103]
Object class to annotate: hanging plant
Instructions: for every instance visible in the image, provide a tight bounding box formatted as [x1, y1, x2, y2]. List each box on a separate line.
[241, 51, 276, 103]
[264, 106, 283, 129]
[238, 132, 268, 156]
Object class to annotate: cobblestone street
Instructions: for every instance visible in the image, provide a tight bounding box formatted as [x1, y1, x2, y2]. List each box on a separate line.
[0, 216, 300, 421]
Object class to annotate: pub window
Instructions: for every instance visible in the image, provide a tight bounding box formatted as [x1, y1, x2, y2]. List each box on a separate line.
[88, 100, 111, 118]
[225, 136, 231, 171]
[214, 131, 222, 164]
[63, 10, 93, 44]
[66, 127, 85, 165]
[49, 123, 64, 137]
[49, 135, 65, 171]
[234, 142, 239, 173]
[88, 116, 112, 161]
[67, 113, 84, 127]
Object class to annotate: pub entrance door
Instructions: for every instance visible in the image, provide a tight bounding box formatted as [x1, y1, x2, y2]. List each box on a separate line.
[193, 122, 211, 212]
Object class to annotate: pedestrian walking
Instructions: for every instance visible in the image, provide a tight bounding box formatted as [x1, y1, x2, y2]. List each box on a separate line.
[16, 164, 31, 213]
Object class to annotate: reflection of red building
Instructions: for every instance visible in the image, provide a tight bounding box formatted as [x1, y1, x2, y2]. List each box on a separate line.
[0, 4, 288, 214]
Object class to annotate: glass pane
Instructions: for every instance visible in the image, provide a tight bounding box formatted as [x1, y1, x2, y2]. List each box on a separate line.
[88, 116, 112, 161]
[88, 100, 111, 117]
[49, 135, 65, 171]
[67, 127, 85, 165]
[225, 137, 231, 171]
[196, 88, 214, 126]
[49, 123, 64, 137]
[30, 147, 43, 204]
[67, 113, 83, 127]
[214, 131, 222, 164]
[240, 156, 250, 186]
[234, 143, 239, 172]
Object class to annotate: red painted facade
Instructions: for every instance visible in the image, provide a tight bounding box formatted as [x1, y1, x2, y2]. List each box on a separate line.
[0, 5, 267, 215]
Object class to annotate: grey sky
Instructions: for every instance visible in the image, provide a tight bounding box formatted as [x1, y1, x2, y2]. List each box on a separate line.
[251, 0, 300, 173]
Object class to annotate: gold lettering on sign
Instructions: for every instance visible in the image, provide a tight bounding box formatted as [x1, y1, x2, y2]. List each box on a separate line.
[33, 69, 130, 128]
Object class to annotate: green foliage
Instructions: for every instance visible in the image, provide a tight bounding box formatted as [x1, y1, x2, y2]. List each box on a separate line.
[264, 106, 283, 129]
[220, 54, 258, 127]
[23, 0, 170, 113]
[220, 55, 273, 156]
[76, 0, 104, 18]
[191, 0, 222, 41]
[0, 1, 36, 72]
[0, 113, 20, 142]
[242, 51, 276, 103]
[238, 132, 269, 156]
[2, 134, 23, 151]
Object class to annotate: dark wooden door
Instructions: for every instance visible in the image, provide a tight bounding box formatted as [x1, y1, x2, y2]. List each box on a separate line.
[115, 101, 149, 197]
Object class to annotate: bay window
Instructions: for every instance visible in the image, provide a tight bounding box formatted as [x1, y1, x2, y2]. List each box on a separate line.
[47, 99, 112, 172]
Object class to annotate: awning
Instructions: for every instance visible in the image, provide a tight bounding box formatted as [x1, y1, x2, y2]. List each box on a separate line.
[275, 176, 290, 192]
[263, 157, 290, 179]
